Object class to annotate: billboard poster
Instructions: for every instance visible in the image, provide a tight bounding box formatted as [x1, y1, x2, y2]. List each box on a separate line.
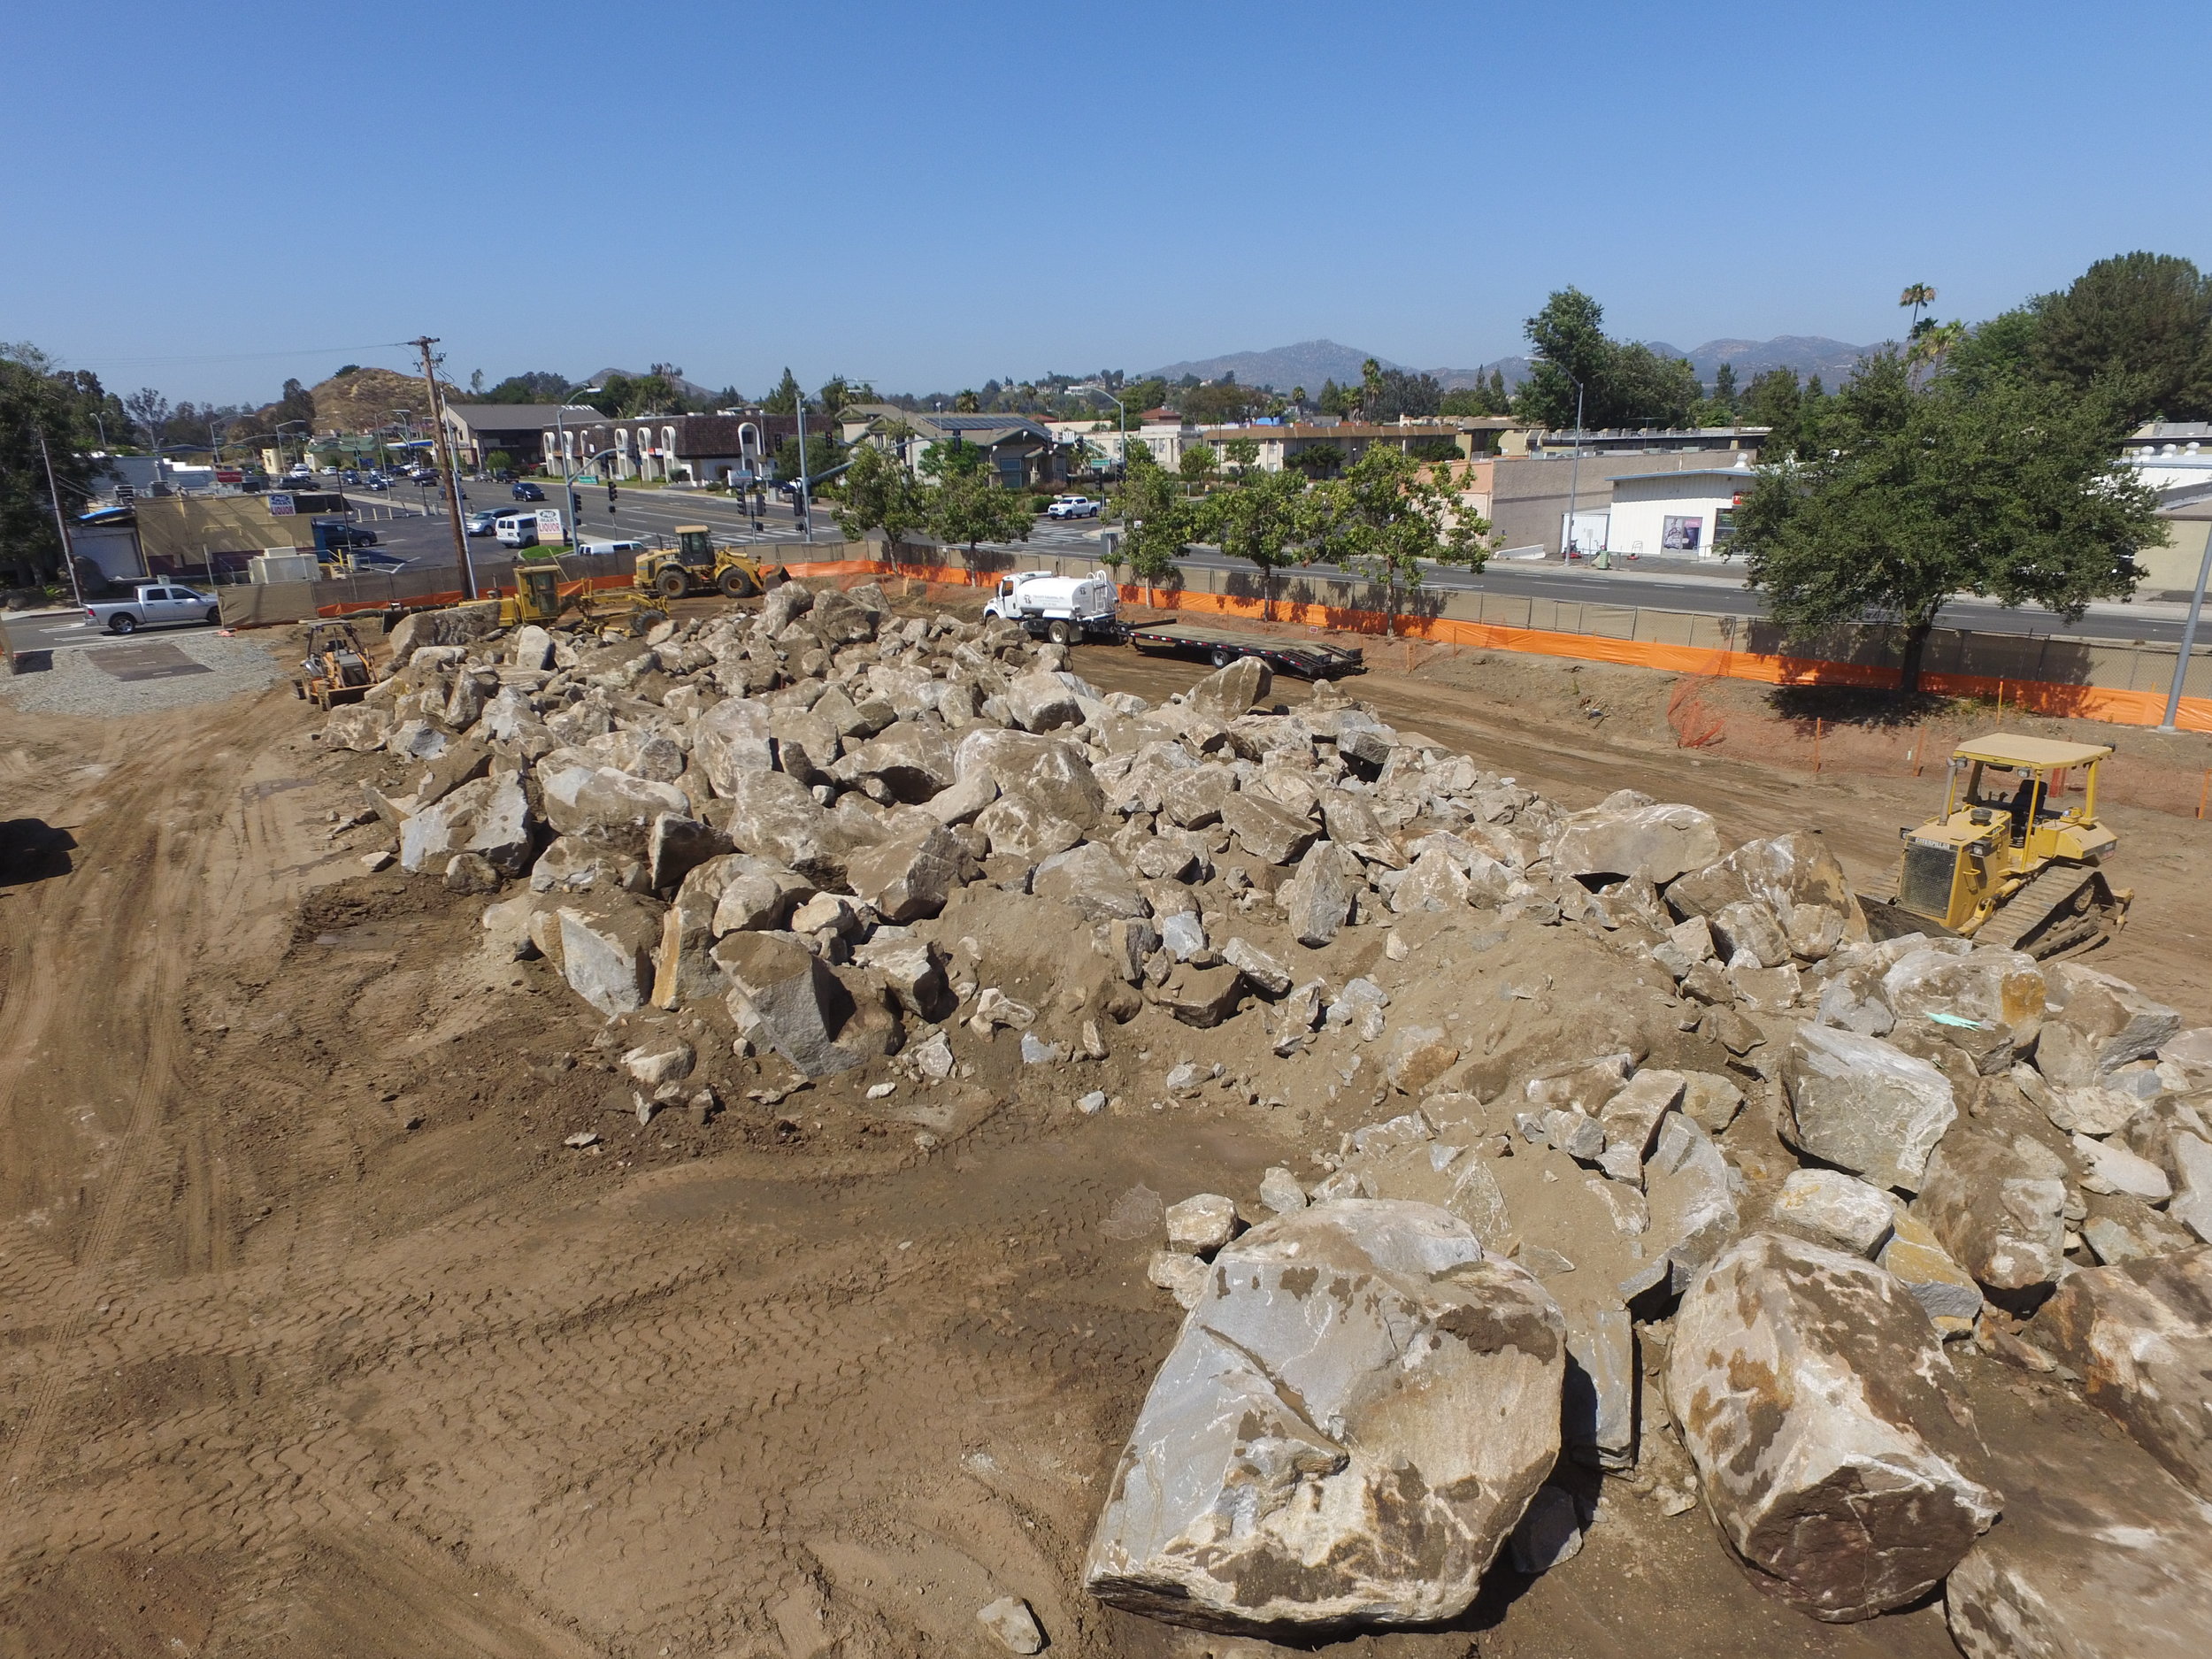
[1662, 514, 1702, 551]
[535, 509, 565, 541]
[267, 493, 296, 516]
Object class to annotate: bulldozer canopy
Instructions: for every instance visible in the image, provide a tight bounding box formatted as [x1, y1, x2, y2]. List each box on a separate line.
[1950, 733, 2112, 772]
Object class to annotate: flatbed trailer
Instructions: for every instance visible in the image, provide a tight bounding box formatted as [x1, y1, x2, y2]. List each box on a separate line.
[1126, 619, 1364, 679]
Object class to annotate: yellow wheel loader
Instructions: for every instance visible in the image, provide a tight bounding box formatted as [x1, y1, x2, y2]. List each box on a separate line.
[633, 526, 783, 603]
[1863, 733, 2131, 960]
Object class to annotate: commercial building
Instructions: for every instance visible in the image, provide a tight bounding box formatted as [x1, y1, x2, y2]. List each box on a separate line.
[440, 403, 603, 472]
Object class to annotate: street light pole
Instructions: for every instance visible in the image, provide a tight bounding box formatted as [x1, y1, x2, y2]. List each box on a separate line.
[553, 385, 603, 551]
[795, 396, 813, 544]
[1562, 378, 1586, 561]
[2157, 529, 2212, 732]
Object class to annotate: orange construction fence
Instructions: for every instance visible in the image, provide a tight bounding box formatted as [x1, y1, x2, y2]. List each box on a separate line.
[419, 555, 2212, 737]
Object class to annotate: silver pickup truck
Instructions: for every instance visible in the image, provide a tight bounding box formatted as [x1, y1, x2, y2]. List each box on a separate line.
[85, 583, 222, 634]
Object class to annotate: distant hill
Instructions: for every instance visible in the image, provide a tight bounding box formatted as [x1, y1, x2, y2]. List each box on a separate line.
[1143, 335, 1872, 397]
[1141, 340, 1394, 394]
[1643, 335, 1874, 385]
[265, 366, 423, 435]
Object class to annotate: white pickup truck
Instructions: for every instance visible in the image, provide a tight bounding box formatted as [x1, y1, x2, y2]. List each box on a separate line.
[86, 583, 221, 634]
[980, 569, 1123, 643]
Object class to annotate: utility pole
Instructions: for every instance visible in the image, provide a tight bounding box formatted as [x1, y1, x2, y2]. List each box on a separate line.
[39, 431, 87, 610]
[412, 335, 477, 599]
[2157, 530, 2212, 732]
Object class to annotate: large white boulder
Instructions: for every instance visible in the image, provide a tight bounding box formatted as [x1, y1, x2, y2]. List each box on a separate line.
[1084, 1200, 1564, 1634]
[1667, 1231, 1999, 1622]
[1782, 1024, 1956, 1193]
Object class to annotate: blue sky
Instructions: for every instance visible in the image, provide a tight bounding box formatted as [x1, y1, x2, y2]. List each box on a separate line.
[5, 2, 2206, 406]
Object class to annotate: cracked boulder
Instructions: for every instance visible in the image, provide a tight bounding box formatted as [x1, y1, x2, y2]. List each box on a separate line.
[1667, 1230, 1999, 1622]
[2030, 1248, 2212, 1499]
[1084, 1200, 1564, 1634]
[1782, 1024, 1956, 1193]
[1548, 801, 1720, 887]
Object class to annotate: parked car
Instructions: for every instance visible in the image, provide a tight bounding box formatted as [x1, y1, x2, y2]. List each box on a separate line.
[512, 480, 545, 501]
[85, 583, 220, 634]
[312, 519, 380, 549]
[495, 511, 541, 549]
[1045, 495, 1102, 519]
[465, 509, 501, 536]
[340, 469, 361, 486]
[361, 475, 389, 491]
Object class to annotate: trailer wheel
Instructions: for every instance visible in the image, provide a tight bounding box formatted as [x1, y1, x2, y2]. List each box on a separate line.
[1048, 619, 1073, 645]
[1210, 646, 1232, 668]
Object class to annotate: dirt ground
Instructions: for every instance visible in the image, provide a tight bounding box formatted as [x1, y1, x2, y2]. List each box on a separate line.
[1, 595, 2204, 1658]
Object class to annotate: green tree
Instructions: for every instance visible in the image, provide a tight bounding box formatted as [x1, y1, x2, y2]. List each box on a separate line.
[762, 368, 803, 415]
[273, 376, 317, 433]
[1440, 369, 1512, 418]
[1179, 440, 1217, 495]
[485, 449, 513, 473]
[926, 464, 1032, 555]
[772, 433, 841, 484]
[0, 344, 109, 586]
[1286, 445, 1342, 479]
[1316, 379, 1351, 417]
[1517, 288, 1612, 429]
[952, 389, 980, 412]
[1358, 357, 1384, 417]
[1941, 307, 2043, 397]
[1220, 436, 1261, 477]
[833, 443, 926, 555]
[480, 372, 573, 404]
[1517, 288, 1697, 430]
[818, 375, 856, 421]
[1305, 446, 1489, 636]
[1112, 444, 1193, 591]
[919, 439, 987, 480]
[1735, 353, 2162, 693]
[1197, 466, 1309, 619]
[2032, 251, 2212, 423]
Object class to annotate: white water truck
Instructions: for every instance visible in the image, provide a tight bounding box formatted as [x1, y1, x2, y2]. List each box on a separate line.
[980, 568, 1125, 644]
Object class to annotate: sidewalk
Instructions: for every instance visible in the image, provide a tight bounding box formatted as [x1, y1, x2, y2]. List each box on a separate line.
[1537, 553, 2198, 620]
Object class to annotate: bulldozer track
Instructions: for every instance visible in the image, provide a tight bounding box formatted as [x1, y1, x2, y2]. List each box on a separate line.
[1976, 864, 2122, 960]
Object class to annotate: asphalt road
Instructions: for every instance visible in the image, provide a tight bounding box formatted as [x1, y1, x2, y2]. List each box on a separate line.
[19, 481, 2192, 663]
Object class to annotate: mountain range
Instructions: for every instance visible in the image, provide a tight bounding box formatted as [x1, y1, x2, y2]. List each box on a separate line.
[1141, 334, 1876, 396]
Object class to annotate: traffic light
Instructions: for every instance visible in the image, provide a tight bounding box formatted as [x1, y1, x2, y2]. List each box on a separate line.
[568, 489, 582, 522]
[606, 481, 618, 510]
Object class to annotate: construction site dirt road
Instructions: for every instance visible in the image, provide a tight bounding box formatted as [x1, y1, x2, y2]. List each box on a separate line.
[2, 595, 2207, 1659]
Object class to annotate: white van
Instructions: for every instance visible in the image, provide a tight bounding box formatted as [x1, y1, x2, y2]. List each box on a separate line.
[575, 539, 648, 557]
[495, 511, 539, 549]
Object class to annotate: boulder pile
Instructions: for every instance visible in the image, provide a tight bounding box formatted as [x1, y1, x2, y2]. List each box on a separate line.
[321, 584, 2212, 1647]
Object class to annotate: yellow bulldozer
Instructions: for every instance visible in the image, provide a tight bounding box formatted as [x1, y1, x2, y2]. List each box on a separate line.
[634, 526, 782, 603]
[1863, 733, 2131, 960]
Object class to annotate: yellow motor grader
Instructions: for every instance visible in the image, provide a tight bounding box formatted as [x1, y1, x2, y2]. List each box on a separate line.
[1863, 733, 2131, 960]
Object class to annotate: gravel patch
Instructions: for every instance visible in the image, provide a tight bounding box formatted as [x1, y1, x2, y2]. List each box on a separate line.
[1, 631, 287, 717]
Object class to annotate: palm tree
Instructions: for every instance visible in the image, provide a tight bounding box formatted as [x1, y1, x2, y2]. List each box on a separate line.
[1899, 283, 1937, 333]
